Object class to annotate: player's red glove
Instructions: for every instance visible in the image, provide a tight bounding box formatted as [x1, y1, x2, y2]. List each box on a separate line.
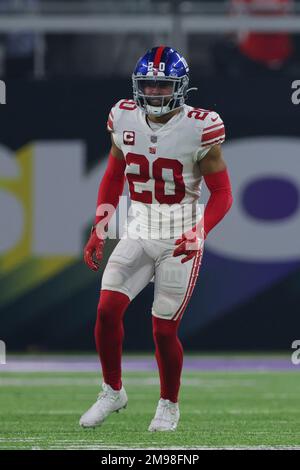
[173, 224, 204, 264]
[83, 226, 105, 272]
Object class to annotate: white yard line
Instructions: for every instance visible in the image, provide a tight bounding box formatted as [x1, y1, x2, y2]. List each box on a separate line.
[0, 377, 258, 387]
[1, 440, 300, 450]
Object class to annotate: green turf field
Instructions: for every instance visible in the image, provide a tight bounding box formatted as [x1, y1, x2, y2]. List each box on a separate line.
[0, 369, 300, 449]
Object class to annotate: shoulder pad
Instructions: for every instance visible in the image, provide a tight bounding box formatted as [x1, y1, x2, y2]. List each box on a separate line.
[106, 99, 137, 133]
[200, 111, 225, 148]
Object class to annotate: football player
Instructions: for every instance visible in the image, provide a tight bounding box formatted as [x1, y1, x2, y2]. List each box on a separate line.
[80, 46, 233, 431]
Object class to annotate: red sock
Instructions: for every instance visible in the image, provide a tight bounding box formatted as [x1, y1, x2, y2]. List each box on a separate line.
[94, 289, 130, 391]
[152, 316, 183, 403]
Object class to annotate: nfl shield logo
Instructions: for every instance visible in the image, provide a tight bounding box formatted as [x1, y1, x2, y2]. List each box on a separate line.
[150, 135, 158, 143]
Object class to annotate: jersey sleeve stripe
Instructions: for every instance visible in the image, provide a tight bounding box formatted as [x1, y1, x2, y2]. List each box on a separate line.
[202, 136, 225, 148]
[202, 126, 225, 142]
[203, 123, 224, 133]
[107, 117, 114, 132]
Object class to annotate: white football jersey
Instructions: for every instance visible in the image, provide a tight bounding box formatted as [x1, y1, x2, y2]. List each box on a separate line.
[107, 99, 225, 239]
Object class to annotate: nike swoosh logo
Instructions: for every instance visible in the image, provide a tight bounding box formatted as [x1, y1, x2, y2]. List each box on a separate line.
[211, 115, 218, 122]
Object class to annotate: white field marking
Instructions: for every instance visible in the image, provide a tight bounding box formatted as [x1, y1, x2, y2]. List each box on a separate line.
[192, 408, 300, 415]
[262, 393, 300, 399]
[1, 443, 299, 451]
[78, 446, 300, 450]
[1, 446, 300, 451]
[3, 399, 296, 419]
[1, 440, 300, 451]
[227, 409, 299, 416]
[0, 448, 39, 450]
[0, 437, 42, 442]
[0, 377, 258, 388]
[0, 438, 299, 451]
[15, 410, 82, 415]
[12, 408, 294, 418]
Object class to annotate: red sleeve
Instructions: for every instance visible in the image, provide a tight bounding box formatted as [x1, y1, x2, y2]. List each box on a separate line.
[203, 168, 233, 238]
[94, 152, 126, 226]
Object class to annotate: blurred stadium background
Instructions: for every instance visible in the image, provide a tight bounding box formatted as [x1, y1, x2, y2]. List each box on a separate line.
[1, 0, 300, 353]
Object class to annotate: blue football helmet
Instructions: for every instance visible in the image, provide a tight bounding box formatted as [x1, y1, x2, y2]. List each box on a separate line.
[132, 46, 195, 116]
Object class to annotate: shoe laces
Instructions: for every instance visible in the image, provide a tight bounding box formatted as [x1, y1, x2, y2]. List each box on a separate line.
[157, 399, 178, 417]
[97, 385, 119, 403]
[97, 391, 108, 401]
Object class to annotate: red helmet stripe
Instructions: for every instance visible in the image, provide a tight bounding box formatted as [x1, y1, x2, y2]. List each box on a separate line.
[153, 46, 165, 69]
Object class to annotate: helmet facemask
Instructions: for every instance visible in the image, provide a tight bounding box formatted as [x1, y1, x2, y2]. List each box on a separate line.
[132, 75, 189, 116]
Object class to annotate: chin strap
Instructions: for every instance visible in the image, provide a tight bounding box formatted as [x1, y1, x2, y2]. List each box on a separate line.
[146, 103, 171, 116]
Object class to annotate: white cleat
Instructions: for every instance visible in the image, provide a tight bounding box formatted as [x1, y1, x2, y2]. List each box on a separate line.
[148, 398, 180, 432]
[79, 382, 128, 428]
